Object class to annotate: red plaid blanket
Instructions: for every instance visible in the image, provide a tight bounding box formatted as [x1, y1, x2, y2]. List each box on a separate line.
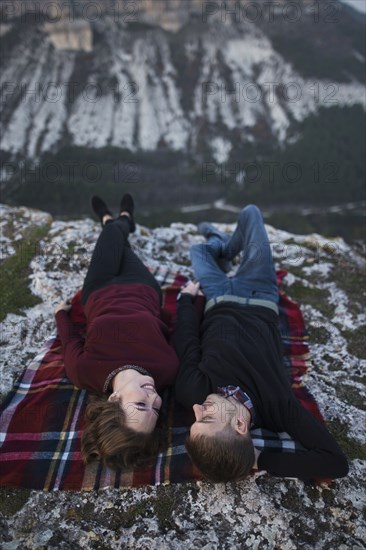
[0, 268, 324, 490]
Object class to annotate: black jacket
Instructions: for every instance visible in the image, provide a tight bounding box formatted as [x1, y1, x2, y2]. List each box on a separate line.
[174, 295, 349, 479]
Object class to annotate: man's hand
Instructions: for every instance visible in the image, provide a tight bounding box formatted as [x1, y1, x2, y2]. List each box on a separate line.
[181, 281, 204, 297]
[253, 447, 262, 470]
[54, 300, 72, 315]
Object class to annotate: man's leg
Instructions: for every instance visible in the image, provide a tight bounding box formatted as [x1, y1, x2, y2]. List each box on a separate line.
[190, 238, 230, 302]
[224, 205, 279, 304]
[197, 222, 232, 273]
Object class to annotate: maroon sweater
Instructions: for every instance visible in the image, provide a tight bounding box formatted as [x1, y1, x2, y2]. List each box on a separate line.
[55, 283, 179, 394]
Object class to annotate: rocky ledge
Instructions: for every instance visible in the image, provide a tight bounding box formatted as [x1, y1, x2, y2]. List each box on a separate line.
[0, 203, 365, 549]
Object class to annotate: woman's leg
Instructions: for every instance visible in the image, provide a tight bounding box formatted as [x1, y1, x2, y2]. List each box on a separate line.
[82, 217, 161, 304]
[223, 205, 279, 304]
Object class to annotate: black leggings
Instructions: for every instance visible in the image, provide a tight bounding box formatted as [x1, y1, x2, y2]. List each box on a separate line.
[81, 216, 162, 305]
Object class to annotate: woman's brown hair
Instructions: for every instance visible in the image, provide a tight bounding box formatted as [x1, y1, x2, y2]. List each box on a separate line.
[81, 395, 166, 470]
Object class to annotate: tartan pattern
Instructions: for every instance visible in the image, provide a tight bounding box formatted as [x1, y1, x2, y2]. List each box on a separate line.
[0, 267, 324, 490]
[217, 386, 256, 426]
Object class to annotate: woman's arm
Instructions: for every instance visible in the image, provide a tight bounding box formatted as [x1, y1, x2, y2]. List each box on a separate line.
[54, 304, 86, 386]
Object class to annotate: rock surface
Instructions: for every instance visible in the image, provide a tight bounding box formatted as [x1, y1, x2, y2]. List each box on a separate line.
[1, 2, 365, 161]
[0, 203, 365, 549]
[44, 20, 93, 52]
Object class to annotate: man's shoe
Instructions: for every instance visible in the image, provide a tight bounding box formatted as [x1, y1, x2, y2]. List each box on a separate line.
[197, 222, 232, 273]
[91, 196, 113, 227]
[120, 193, 136, 233]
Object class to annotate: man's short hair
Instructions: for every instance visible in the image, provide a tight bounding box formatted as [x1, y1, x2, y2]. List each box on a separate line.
[185, 426, 255, 482]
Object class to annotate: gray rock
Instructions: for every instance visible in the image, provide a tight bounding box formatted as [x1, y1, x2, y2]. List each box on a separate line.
[0, 204, 365, 549]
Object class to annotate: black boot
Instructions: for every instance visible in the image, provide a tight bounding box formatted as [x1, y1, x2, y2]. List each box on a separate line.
[91, 196, 113, 227]
[120, 193, 136, 233]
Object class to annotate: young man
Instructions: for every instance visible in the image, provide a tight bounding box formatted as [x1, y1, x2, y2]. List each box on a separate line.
[174, 204, 348, 482]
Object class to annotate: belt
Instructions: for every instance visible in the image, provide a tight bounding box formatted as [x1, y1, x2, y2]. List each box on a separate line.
[205, 295, 279, 315]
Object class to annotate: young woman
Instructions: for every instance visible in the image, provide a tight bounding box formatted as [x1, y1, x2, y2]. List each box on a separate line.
[54, 194, 179, 470]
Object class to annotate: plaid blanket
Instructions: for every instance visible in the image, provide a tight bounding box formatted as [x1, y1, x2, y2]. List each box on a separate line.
[0, 268, 324, 490]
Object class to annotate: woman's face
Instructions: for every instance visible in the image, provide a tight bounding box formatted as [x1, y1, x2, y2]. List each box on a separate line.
[108, 372, 162, 434]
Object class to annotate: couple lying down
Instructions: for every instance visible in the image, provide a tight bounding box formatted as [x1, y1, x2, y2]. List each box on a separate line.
[54, 194, 349, 483]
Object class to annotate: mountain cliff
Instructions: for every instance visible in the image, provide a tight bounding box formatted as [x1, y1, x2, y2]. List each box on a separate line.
[1, 0, 365, 160]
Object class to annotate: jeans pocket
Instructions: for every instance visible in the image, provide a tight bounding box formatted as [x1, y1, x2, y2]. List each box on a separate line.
[251, 289, 279, 304]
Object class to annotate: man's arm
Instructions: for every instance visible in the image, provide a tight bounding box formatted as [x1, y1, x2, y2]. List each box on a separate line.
[257, 398, 349, 479]
[174, 291, 212, 408]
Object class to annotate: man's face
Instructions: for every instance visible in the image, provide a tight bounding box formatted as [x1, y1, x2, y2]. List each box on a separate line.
[190, 394, 237, 438]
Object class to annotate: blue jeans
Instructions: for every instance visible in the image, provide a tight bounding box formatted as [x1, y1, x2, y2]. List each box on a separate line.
[190, 205, 279, 307]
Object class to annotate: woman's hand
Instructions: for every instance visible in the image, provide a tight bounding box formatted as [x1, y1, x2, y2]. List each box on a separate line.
[54, 300, 72, 315]
[181, 281, 203, 297]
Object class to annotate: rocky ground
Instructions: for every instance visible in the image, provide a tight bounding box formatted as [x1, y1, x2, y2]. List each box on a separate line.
[0, 203, 365, 549]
